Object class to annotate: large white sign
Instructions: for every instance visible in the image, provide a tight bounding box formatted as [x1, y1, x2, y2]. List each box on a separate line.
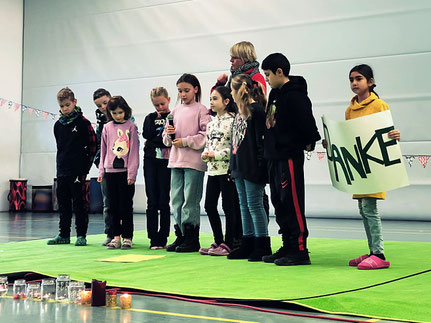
[322, 110, 409, 194]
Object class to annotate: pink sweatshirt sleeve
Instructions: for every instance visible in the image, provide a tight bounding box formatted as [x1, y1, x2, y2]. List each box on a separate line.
[127, 123, 140, 181]
[182, 108, 211, 150]
[98, 126, 107, 178]
[162, 122, 173, 147]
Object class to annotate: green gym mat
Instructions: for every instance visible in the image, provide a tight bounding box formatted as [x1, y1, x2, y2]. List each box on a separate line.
[0, 232, 429, 322]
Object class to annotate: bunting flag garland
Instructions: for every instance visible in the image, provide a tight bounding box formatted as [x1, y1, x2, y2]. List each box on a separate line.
[317, 152, 325, 160]
[305, 151, 313, 160]
[417, 155, 430, 168]
[0, 98, 6, 106]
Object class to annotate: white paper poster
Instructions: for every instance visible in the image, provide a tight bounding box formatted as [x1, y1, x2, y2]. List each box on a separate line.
[322, 110, 409, 194]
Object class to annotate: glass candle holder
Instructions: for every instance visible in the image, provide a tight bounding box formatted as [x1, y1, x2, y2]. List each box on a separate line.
[41, 279, 56, 301]
[26, 282, 41, 300]
[13, 279, 26, 299]
[68, 281, 85, 304]
[55, 274, 70, 302]
[120, 293, 132, 309]
[80, 290, 92, 305]
[0, 276, 8, 297]
[106, 291, 117, 308]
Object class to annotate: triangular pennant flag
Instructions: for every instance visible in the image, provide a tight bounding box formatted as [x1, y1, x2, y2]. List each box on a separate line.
[417, 155, 430, 168]
[404, 155, 415, 167]
[21, 105, 27, 112]
[305, 151, 313, 160]
[0, 98, 7, 106]
[14, 103, 20, 111]
[28, 108, 34, 116]
[43, 112, 49, 120]
[317, 152, 325, 160]
[35, 109, 41, 117]
[50, 113, 57, 120]
[8, 101, 14, 108]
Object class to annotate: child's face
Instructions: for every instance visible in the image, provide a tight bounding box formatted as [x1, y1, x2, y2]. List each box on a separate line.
[230, 55, 245, 70]
[263, 69, 283, 89]
[210, 90, 227, 115]
[58, 98, 77, 115]
[152, 95, 170, 114]
[350, 71, 373, 97]
[110, 107, 126, 123]
[177, 82, 197, 105]
[94, 95, 110, 115]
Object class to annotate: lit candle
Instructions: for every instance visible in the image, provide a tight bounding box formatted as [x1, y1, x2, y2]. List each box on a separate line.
[80, 290, 92, 305]
[120, 293, 132, 309]
[106, 290, 117, 308]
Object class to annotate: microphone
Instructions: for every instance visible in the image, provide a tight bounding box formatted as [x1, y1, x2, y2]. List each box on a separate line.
[167, 113, 175, 140]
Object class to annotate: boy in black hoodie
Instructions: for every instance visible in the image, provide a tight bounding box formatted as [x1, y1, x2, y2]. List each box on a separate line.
[48, 87, 97, 246]
[261, 53, 321, 266]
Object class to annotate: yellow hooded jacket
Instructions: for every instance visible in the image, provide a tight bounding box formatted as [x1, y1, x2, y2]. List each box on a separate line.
[345, 92, 389, 200]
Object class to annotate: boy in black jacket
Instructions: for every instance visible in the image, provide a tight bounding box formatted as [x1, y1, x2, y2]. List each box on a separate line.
[261, 53, 321, 265]
[48, 87, 97, 246]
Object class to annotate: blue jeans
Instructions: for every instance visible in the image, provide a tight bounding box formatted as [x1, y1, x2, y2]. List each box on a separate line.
[171, 168, 204, 233]
[358, 197, 384, 254]
[235, 178, 268, 237]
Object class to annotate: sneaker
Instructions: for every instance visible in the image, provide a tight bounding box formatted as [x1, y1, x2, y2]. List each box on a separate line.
[208, 243, 231, 256]
[348, 254, 369, 266]
[199, 243, 218, 255]
[262, 246, 288, 263]
[47, 235, 70, 245]
[106, 239, 121, 249]
[75, 236, 87, 246]
[357, 255, 390, 270]
[102, 236, 113, 246]
[121, 238, 133, 250]
[274, 252, 311, 266]
[150, 245, 166, 250]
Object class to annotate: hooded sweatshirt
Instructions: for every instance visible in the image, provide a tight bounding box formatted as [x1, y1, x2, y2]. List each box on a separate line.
[264, 76, 321, 160]
[345, 92, 389, 200]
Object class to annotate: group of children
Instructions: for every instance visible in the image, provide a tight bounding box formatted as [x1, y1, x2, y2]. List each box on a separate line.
[47, 41, 401, 270]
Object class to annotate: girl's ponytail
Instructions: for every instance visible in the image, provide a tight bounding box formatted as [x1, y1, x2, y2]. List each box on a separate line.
[349, 64, 379, 98]
[231, 74, 267, 118]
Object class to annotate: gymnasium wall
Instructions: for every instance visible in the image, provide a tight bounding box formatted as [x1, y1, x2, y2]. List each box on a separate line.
[20, 0, 431, 219]
[0, 0, 23, 211]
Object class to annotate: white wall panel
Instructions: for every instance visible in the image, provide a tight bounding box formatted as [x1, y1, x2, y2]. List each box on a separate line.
[21, 0, 431, 218]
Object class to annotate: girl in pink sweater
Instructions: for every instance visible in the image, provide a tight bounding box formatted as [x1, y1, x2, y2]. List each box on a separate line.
[98, 96, 139, 250]
[163, 73, 211, 252]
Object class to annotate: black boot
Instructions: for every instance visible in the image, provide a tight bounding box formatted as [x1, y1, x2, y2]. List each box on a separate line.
[248, 236, 272, 262]
[175, 224, 200, 252]
[262, 245, 289, 263]
[274, 250, 311, 266]
[227, 236, 254, 259]
[166, 224, 184, 252]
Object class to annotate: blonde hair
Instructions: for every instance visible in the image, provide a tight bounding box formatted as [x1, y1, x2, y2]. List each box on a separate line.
[150, 87, 169, 100]
[230, 41, 257, 63]
[231, 74, 266, 118]
[57, 87, 75, 102]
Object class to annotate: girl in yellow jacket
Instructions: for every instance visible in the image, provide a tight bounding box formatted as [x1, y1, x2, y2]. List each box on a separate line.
[325, 64, 400, 270]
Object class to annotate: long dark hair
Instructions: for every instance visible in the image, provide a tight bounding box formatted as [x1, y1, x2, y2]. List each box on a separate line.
[349, 64, 379, 97]
[213, 86, 237, 114]
[176, 73, 202, 103]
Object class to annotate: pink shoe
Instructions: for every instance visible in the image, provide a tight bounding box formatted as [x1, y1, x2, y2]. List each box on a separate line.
[199, 243, 218, 255]
[208, 243, 232, 256]
[349, 254, 369, 266]
[357, 255, 390, 270]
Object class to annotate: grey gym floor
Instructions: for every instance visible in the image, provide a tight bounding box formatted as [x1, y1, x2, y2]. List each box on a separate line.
[0, 212, 430, 322]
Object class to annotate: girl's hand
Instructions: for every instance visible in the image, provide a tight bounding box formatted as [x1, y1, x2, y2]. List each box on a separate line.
[97, 177, 103, 183]
[127, 179, 135, 185]
[207, 152, 215, 159]
[166, 125, 176, 135]
[322, 139, 328, 149]
[202, 152, 209, 160]
[217, 74, 228, 84]
[388, 129, 401, 141]
[172, 138, 183, 148]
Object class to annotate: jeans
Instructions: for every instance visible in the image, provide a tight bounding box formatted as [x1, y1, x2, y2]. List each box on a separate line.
[235, 178, 268, 237]
[170, 168, 204, 233]
[358, 197, 384, 254]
